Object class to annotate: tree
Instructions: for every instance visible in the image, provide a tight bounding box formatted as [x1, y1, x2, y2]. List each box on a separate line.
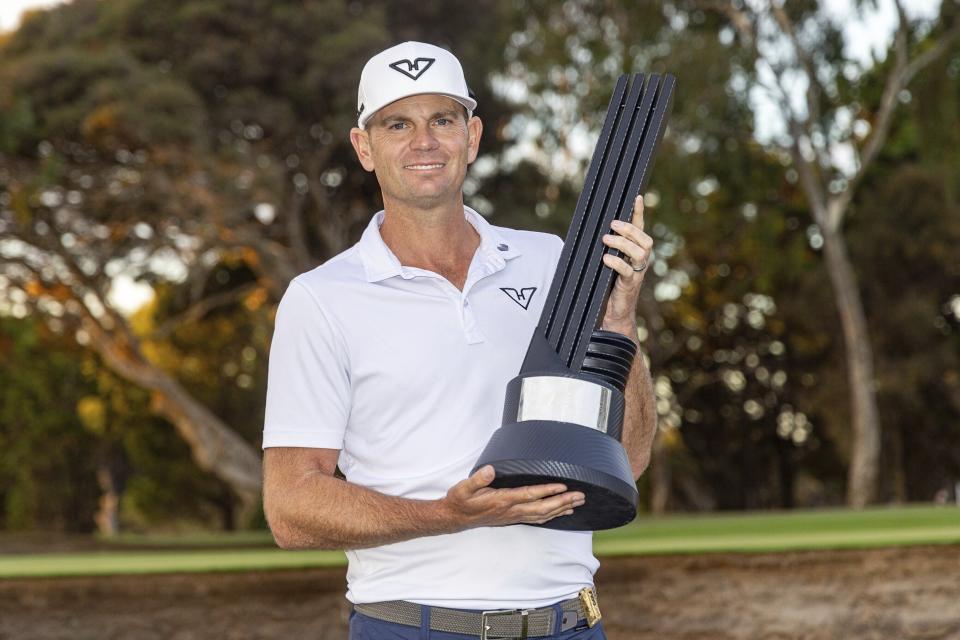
[695, 0, 959, 505]
[4, 0, 955, 522]
[493, 0, 845, 510]
[491, 0, 960, 510]
[0, 0, 522, 519]
[0, 317, 100, 531]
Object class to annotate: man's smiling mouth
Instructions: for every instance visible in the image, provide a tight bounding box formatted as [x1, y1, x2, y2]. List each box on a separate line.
[404, 163, 445, 171]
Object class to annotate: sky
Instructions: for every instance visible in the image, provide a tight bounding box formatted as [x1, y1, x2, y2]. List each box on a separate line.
[0, 0, 64, 33]
[750, 0, 942, 145]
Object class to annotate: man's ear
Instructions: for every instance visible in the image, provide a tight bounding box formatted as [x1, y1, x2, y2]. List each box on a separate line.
[350, 127, 376, 172]
[466, 116, 483, 165]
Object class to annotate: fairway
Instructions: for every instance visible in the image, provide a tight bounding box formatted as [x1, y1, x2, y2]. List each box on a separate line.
[1, 505, 957, 579]
[596, 504, 960, 555]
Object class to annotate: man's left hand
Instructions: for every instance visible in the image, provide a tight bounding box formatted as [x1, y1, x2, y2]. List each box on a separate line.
[600, 195, 652, 341]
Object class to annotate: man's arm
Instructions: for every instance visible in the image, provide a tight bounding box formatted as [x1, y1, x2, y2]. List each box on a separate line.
[600, 195, 659, 480]
[263, 447, 586, 550]
[602, 335, 657, 479]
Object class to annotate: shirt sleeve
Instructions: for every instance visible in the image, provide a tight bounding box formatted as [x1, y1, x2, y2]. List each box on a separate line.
[262, 278, 351, 449]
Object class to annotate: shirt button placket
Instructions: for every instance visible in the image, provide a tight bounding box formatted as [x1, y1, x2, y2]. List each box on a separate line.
[461, 296, 484, 344]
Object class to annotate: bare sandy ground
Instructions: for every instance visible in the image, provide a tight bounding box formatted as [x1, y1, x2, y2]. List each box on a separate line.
[1, 545, 959, 639]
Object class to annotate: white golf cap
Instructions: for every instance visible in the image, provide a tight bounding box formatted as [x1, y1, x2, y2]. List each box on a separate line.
[357, 41, 476, 129]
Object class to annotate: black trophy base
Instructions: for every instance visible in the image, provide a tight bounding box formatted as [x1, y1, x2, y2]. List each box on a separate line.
[472, 420, 639, 531]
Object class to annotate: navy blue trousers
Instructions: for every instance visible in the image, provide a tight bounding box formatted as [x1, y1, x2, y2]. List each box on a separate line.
[348, 608, 607, 639]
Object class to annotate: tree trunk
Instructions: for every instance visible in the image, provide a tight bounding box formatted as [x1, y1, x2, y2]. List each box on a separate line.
[94, 465, 120, 537]
[216, 485, 238, 531]
[890, 424, 906, 503]
[638, 286, 670, 512]
[649, 432, 671, 514]
[775, 435, 795, 509]
[149, 375, 263, 513]
[85, 321, 263, 512]
[94, 445, 127, 536]
[821, 226, 881, 507]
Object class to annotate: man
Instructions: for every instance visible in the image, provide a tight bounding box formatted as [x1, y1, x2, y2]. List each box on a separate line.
[262, 41, 657, 639]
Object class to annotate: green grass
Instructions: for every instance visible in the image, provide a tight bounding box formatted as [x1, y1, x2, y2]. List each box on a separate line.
[0, 548, 346, 578]
[593, 504, 960, 556]
[1, 505, 957, 578]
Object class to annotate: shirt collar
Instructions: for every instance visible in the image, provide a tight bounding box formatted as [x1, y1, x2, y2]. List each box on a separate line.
[358, 206, 521, 283]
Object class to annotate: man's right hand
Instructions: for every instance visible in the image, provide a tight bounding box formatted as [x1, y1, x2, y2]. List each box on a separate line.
[440, 465, 586, 528]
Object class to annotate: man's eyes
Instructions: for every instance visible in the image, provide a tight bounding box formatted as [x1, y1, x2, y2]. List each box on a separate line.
[385, 117, 453, 130]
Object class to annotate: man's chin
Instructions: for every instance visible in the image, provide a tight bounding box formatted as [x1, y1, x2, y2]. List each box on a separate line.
[393, 190, 459, 211]
[395, 182, 459, 203]
[409, 194, 453, 210]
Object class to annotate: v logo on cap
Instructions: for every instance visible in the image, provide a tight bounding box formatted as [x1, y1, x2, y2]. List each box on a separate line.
[389, 57, 435, 81]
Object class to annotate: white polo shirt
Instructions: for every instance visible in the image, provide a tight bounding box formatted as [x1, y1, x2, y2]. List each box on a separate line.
[263, 206, 598, 609]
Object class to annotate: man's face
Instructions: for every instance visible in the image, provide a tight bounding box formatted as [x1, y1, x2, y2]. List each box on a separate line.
[350, 94, 483, 210]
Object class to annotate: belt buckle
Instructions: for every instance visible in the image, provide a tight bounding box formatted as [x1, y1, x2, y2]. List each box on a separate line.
[480, 608, 530, 640]
[578, 587, 602, 628]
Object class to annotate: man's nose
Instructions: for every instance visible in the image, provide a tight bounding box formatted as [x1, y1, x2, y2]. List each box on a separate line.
[410, 125, 439, 150]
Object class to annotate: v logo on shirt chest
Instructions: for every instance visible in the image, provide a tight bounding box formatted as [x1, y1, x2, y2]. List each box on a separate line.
[500, 287, 537, 310]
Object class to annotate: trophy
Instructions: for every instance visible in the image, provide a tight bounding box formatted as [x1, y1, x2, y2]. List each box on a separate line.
[473, 72, 675, 531]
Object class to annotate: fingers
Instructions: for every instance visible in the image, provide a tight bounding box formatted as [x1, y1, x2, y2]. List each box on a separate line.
[607, 216, 653, 253]
[497, 482, 570, 503]
[509, 490, 586, 524]
[603, 196, 653, 279]
[477, 482, 586, 521]
[602, 253, 638, 280]
[602, 234, 652, 280]
[456, 465, 496, 497]
[602, 232, 652, 266]
[632, 194, 645, 231]
[448, 468, 588, 527]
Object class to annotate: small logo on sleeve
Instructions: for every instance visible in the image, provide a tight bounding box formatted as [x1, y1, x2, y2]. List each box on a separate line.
[389, 58, 435, 81]
[500, 287, 537, 310]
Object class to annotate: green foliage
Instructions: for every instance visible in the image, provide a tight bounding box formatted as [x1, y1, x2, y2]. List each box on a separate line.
[0, 0, 957, 532]
[0, 47, 138, 148]
[0, 0, 522, 532]
[83, 73, 207, 148]
[0, 318, 100, 531]
[498, 1, 959, 510]
[850, 166, 960, 501]
[0, 315, 253, 532]
[119, 415, 234, 530]
[0, 95, 35, 153]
